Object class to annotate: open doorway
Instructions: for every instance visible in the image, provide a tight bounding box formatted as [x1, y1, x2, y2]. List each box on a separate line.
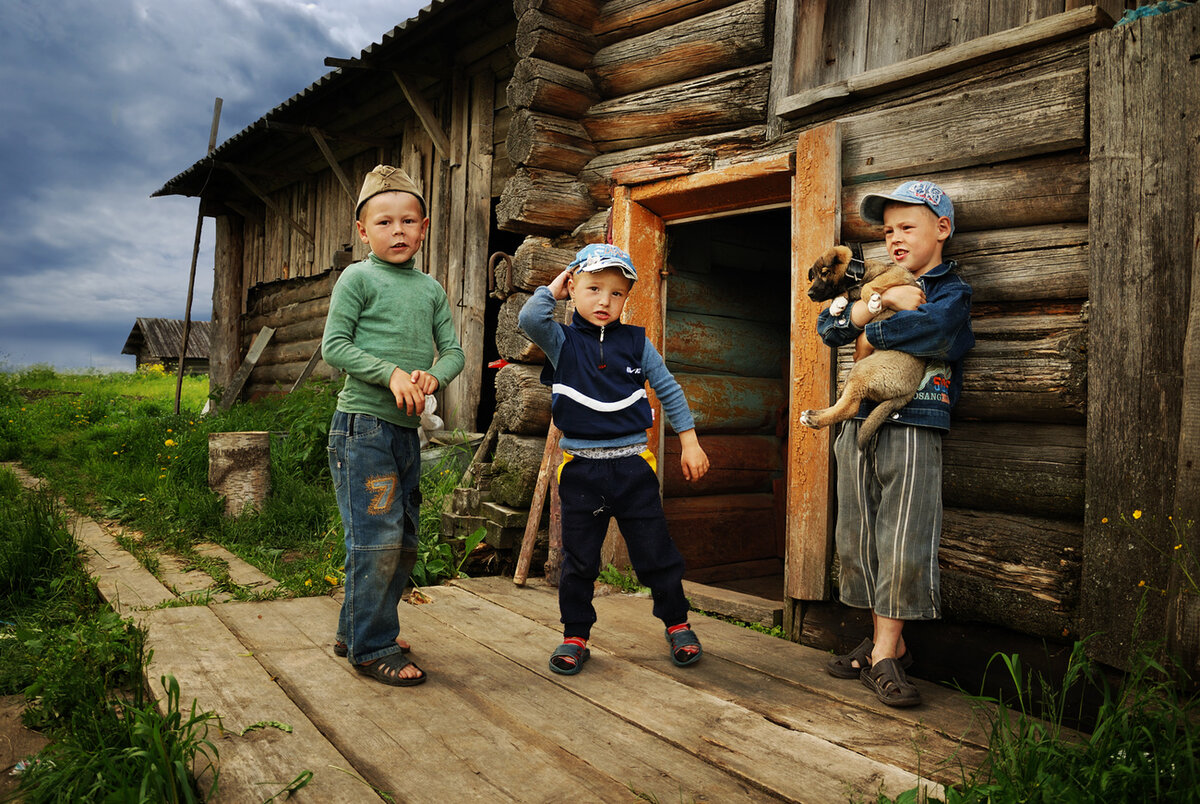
[663, 209, 792, 605]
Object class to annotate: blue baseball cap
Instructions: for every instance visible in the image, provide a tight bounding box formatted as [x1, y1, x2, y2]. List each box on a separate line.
[568, 243, 637, 282]
[861, 180, 955, 235]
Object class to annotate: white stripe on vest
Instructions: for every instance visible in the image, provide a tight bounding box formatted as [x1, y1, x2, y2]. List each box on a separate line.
[552, 383, 647, 412]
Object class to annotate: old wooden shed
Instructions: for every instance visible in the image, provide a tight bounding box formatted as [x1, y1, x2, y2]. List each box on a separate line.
[156, 0, 1200, 677]
[120, 317, 211, 374]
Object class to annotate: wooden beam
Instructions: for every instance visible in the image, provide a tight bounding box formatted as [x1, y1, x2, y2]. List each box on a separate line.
[255, 119, 394, 149]
[288, 345, 323, 394]
[393, 71, 452, 160]
[220, 163, 316, 244]
[785, 122, 840, 602]
[219, 326, 275, 410]
[308, 128, 356, 201]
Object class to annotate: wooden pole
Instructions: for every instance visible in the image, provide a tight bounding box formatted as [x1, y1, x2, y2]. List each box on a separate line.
[175, 97, 222, 415]
[514, 423, 561, 586]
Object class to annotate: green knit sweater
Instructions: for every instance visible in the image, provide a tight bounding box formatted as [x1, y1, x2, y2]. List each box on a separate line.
[322, 253, 465, 428]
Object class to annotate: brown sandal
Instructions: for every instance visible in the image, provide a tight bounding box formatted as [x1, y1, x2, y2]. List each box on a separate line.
[861, 658, 921, 707]
[825, 638, 913, 679]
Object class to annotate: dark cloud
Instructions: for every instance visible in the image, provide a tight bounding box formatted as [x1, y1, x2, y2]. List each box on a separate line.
[0, 0, 427, 370]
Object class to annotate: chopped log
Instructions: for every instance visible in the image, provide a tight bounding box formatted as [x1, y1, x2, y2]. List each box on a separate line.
[208, 432, 271, 517]
[514, 0, 599, 29]
[580, 125, 767, 203]
[572, 209, 611, 243]
[507, 57, 599, 117]
[497, 292, 569, 363]
[494, 363, 552, 435]
[668, 269, 789, 324]
[675, 374, 785, 434]
[841, 152, 1089, 241]
[490, 433, 549, 509]
[515, 10, 598, 71]
[663, 434, 782, 497]
[590, 0, 769, 97]
[497, 167, 597, 235]
[859, 224, 1089, 304]
[664, 493, 777, 570]
[595, 0, 744, 44]
[510, 236, 579, 291]
[841, 62, 1086, 181]
[582, 63, 770, 153]
[507, 109, 598, 174]
[665, 310, 786, 378]
[939, 507, 1083, 639]
[943, 422, 1084, 519]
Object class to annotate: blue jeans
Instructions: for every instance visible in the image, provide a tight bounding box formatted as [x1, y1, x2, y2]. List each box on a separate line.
[327, 411, 421, 664]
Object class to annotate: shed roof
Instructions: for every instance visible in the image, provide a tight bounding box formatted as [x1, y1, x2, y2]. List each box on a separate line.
[121, 318, 212, 360]
[153, 0, 472, 202]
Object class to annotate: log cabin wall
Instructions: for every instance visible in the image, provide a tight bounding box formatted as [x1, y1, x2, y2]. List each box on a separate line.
[495, 1, 1151, 655]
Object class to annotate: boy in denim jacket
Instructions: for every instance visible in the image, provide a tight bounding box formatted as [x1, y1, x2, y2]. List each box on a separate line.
[818, 181, 973, 706]
[322, 165, 465, 686]
[519, 244, 709, 674]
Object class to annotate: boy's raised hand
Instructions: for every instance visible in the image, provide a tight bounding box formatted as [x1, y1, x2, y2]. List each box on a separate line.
[389, 367, 425, 415]
[409, 370, 439, 395]
[547, 268, 573, 301]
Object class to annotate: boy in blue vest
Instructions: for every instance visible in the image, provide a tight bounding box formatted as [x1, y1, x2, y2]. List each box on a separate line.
[816, 180, 973, 706]
[518, 243, 710, 674]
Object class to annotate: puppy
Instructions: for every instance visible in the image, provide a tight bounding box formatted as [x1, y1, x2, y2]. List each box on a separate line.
[801, 245, 926, 450]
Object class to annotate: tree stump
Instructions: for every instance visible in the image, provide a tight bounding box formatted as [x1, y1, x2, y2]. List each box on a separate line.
[208, 432, 271, 517]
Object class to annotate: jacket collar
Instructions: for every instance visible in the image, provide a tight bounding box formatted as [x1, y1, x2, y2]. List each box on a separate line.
[919, 260, 958, 280]
[571, 310, 623, 335]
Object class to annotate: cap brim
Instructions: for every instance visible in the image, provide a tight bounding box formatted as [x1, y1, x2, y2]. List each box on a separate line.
[573, 259, 636, 281]
[860, 192, 907, 225]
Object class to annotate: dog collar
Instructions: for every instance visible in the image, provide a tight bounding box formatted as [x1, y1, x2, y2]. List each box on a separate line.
[846, 242, 867, 282]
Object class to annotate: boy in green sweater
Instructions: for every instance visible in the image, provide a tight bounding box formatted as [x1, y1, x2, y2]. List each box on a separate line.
[322, 165, 465, 686]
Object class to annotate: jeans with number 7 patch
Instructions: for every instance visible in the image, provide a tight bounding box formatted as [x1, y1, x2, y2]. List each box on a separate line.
[327, 411, 421, 665]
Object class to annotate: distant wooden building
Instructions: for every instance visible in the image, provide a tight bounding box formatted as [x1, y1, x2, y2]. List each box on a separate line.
[155, 1, 1199, 678]
[121, 318, 211, 374]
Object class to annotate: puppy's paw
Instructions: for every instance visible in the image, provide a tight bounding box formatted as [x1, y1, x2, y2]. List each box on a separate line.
[867, 293, 883, 314]
[800, 410, 819, 428]
[829, 296, 848, 316]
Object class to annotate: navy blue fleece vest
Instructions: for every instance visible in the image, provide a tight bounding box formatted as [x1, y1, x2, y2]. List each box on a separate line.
[540, 313, 653, 440]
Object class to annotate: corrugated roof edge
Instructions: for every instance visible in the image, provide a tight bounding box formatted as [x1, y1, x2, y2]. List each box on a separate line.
[152, 0, 455, 199]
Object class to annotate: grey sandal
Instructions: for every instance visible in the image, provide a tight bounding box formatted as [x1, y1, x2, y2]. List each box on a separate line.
[549, 641, 590, 675]
[826, 638, 913, 679]
[666, 625, 702, 667]
[861, 657, 921, 707]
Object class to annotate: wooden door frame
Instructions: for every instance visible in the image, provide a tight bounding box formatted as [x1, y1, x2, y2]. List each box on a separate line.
[608, 124, 840, 632]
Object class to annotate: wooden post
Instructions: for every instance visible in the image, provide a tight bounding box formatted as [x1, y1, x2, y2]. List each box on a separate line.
[785, 123, 840, 603]
[208, 431, 271, 517]
[175, 97, 221, 415]
[514, 424, 562, 585]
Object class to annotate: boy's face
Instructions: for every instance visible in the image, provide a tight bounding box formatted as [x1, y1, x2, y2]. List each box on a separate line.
[882, 202, 952, 277]
[568, 268, 632, 327]
[356, 191, 429, 264]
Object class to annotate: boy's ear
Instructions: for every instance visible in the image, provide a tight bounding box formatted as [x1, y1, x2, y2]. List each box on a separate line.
[355, 220, 369, 244]
[936, 216, 952, 241]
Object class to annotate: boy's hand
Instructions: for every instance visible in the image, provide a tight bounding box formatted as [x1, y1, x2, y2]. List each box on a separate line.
[881, 285, 925, 311]
[547, 268, 573, 301]
[853, 331, 875, 361]
[678, 430, 709, 482]
[409, 370, 439, 395]
[389, 367, 425, 415]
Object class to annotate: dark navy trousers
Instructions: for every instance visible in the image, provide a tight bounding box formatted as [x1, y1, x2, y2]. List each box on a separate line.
[556, 451, 689, 639]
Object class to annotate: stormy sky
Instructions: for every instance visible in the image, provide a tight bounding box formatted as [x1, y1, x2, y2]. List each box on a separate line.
[0, 0, 429, 371]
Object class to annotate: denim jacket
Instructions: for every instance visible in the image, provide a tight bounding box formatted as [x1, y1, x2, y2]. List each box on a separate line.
[816, 260, 974, 431]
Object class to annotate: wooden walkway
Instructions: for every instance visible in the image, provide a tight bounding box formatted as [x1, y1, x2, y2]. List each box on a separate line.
[8, 464, 992, 803]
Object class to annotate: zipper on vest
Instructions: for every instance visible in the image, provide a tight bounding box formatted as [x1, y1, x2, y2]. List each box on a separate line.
[597, 325, 606, 370]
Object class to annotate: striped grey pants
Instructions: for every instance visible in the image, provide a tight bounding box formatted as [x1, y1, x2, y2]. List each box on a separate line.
[833, 420, 943, 620]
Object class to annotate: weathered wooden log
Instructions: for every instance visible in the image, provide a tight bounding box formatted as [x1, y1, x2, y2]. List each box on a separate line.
[490, 433, 549, 508]
[942, 422, 1084, 519]
[668, 269, 789, 324]
[590, 0, 769, 97]
[497, 292, 570, 363]
[515, 10, 598, 71]
[663, 434, 782, 497]
[248, 360, 313, 386]
[595, 0, 744, 44]
[675, 374, 785, 433]
[938, 506, 1083, 639]
[509, 236, 579, 291]
[208, 432, 271, 517]
[572, 209, 610, 243]
[256, 337, 322, 368]
[580, 125, 767, 203]
[243, 315, 325, 347]
[246, 271, 334, 314]
[497, 167, 597, 235]
[859, 224, 1089, 303]
[841, 152, 1088, 241]
[244, 296, 328, 334]
[514, 0, 599, 28]
[582, 63, 770, 153]
[507, 57, 599, 117]
[507, 109, 597, 174]
[665, 310, 786, 378]
[494, 363, 552, 435]
[664, 493, 777, 570]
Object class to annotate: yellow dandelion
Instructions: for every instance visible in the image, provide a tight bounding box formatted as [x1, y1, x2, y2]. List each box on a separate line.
[1133, 510, 1142, 519]
[164, 439, 177, 447]
[1175, 544, 1183, 550]
[113, 451, 119, 455]
[167, 428, 173, 433]
[1139, 580, 1146, 587]
[305, 579, 313, 587]
[1102, 517, 1109, 524]
[325, 575, 338, 585]
[158, 474, 166, 479]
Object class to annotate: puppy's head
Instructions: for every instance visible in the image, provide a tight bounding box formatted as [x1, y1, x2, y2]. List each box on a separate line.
[806, 245, 855, 302]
